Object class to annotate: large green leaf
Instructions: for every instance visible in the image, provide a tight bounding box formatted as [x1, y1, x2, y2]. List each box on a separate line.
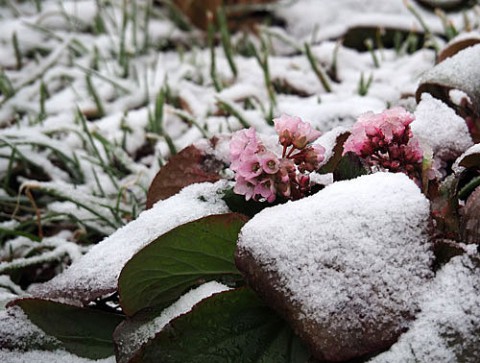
[13, 298, 124, 359]
[129, 288, 311, 363]
[118, 213, 248, 316]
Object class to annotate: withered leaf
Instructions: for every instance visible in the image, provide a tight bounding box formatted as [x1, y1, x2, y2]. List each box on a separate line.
[146, 144, 224, 209]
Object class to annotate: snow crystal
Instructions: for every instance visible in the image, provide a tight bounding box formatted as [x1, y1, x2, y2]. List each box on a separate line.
[117, 282, 230, 362]
[238, 172, 433, 357]
[413, 93, 473, 160]
[29, 181, 230, 303]
[369, 252, 480, 363]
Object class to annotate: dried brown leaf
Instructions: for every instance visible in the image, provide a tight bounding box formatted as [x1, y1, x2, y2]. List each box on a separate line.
[146, 143, 224, 209]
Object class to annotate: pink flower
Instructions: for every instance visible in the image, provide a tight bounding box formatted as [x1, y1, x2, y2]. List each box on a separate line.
[230, 115, 325, 203]
[274, 114, 321, 150]
[259, 151, 280, 174]
[293, 144, 326, 173]
[344, 107, 415, 155]
[274, 114, 302, 148]
[343, 107, 424, 183]
[254, 177, 276, 202]
[230, 128, 259, 169]
[292, 121, 322, 149]
[233, 175, 256, 201]
[236, 153, 263, 180]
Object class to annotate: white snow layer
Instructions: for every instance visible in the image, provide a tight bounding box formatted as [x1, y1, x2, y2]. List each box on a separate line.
[369, 252, 480, 363]
[29, 181, 230, 302]
[419, 44, 480, 110]
[238, 172, 433, 340]
[413, 93, 473, 160]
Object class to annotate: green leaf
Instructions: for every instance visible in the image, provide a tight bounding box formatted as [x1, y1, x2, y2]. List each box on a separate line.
[333, 152, 368, 182]
[118, 213, 248, 316]
[13, 298, 124, 359]
[222, 187, 271, 217]
[129, 288, 311, 363]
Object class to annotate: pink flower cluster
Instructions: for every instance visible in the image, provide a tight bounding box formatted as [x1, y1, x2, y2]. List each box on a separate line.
[230, 115, 325, 202]
[343, 107, 423, 179]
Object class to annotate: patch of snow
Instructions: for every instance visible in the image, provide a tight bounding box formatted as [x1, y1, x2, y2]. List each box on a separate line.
[369, 252, 480, 362]
[413, 93, 473, 160]
[419, 44, 480, 111]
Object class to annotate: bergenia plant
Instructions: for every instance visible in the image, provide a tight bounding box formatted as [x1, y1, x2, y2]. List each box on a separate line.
[230, 114, 325, 202]
[343, 107, 424, 183]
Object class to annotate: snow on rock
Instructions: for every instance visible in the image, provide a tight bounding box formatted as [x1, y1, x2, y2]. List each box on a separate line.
[369, 249, 480, 363]
[29, 181, 230, 304]
[413, 93, 473, 160]
[236, 172, 434, 362]
[116, 282, 230, 363]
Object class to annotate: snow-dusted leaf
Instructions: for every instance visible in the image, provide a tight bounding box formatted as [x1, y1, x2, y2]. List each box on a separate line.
[118, 213, 247, 316]
[114, 282, 230, 363]
[457, 146, 480, 169]
[438, 32, 480, 62]
[236, 173, 433, 362]
[29, 182, 230, 305]
[0, 306, 62, 352]
[128, 288, 310, 363]
[416, 44, 480, 117]
[12, 298, 124, 359]
[146, 145, 223, 209]
[369, 252, 480, 363]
